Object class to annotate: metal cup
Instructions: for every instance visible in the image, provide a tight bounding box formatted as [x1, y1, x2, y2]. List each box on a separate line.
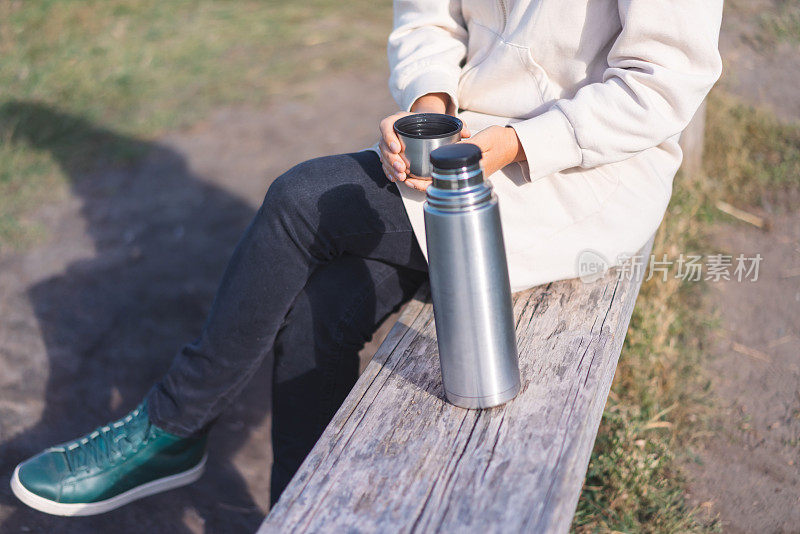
[393, 113, 463, 178]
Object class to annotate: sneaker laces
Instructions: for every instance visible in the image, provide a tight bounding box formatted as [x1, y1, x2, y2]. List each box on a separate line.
[60, 404, 150, 473]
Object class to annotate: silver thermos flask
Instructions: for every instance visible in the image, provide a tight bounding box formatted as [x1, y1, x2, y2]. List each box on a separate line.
[424, 143, 521, 409]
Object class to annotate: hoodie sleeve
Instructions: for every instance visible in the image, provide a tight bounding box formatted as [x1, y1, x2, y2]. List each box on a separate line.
[388, 0, 468, 112]
[510, 0, 723, 182]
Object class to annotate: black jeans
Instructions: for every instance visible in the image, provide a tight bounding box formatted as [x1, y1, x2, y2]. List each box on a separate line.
[145, 151, 428, 503]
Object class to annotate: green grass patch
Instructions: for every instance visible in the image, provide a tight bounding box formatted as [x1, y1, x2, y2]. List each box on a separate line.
[758, 0, 800, 46]
[0, 0, 391, 133]
[573, 92, 800, 532]
[0, 0, 391, 249]
[704, 92, 800, 210]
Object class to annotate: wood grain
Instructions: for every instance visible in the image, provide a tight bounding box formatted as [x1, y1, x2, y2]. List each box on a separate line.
[259, 239, 653, 534]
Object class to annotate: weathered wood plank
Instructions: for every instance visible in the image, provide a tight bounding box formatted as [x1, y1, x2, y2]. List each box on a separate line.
[260, 239, 653, 534]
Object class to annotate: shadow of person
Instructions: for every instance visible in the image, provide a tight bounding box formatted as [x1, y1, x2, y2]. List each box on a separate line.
[0, 101, 269, 533]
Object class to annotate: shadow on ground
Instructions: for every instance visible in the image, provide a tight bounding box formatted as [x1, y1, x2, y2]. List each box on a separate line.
[0, 102, 267, 533]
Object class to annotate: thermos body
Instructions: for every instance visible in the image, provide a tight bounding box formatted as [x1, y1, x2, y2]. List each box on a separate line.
[424, 144, 521, 409]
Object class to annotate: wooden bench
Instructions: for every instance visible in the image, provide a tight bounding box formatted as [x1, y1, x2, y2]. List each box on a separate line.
[256, 101, 706, 533]
[258, 237, 652, 533]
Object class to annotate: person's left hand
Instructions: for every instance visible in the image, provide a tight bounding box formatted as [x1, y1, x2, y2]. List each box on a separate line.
[465, 125, 526, 178]
[403, 125, 526, 191]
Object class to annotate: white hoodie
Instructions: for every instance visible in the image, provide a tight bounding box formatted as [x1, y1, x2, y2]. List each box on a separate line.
[384, 0, 722, 291]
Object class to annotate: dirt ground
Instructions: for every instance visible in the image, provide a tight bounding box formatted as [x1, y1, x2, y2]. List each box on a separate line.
[686, 213, 800, 533]
[682, 2, 800, 532]
[0, 72, 395, 533]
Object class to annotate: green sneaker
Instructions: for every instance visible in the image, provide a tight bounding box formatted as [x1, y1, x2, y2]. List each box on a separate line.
[10, 403, 207, 516]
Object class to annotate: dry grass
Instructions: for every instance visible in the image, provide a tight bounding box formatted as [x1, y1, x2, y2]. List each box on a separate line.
[573, 91, 800, 532]
[573, 168, 717, 534]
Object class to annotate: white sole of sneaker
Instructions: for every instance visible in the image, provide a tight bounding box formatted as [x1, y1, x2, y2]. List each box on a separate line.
[10, 454, 207, 516]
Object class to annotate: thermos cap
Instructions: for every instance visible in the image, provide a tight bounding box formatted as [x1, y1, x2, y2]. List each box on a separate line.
[429, 143, 484, 191]
[430, 143, 482, 170]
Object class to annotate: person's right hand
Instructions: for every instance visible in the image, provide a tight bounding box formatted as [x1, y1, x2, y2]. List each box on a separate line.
[378, 111, 414, 184]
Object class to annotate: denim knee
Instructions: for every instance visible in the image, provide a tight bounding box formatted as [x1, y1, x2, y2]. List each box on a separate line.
[262, 159, 324, 220]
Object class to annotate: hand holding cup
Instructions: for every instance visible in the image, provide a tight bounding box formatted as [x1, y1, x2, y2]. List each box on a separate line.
[379, 111, 470, 191]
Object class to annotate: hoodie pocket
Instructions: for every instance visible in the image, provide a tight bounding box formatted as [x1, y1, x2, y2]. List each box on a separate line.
[458, 36, 550, 119]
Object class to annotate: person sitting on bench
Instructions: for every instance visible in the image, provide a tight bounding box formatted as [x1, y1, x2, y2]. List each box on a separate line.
[11, 0, 722, 516]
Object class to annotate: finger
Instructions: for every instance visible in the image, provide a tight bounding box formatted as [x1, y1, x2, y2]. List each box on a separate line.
[457, 132, 485, 148]
[383, 161, 406, 182]
[379, 140, 407, 173]
[405, 177, 431, 191]
[461, 127, 472, 139]
[378, 140, 395, 165]
[406, 170, 432, 181]
[380, 147, 406, 177]
[383, 141, 409, 168]
[379, 115, 405, 154]
[381, 163, 396, 182]
[379, 112, 408, 138]
[378, 139, 403, 163]
[399, 151, 411, 168]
